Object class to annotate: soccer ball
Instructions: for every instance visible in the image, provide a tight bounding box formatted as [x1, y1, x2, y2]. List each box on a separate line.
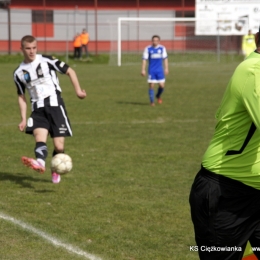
[51, 153, 73, 175]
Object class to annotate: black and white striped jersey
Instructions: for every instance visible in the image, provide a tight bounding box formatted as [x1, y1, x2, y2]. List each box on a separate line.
[13, 54, 69, 110]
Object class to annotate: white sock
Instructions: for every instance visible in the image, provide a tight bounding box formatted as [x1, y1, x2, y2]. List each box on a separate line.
[37, 158, 45, 167]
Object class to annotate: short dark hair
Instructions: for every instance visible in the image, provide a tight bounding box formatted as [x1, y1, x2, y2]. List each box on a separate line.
[257, 27, 260, 47]
[21, 35, 36, 47]
[152, 35, 160, 40]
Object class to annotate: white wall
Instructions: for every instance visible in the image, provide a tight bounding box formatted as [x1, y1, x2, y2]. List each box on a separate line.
[0, 8, 175, 41]
[0, 9, 8, 40]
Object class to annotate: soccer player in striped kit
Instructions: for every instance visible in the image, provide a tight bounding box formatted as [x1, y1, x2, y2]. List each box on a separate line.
[141, 35, 169, 106]
[14, 35, 86, 183]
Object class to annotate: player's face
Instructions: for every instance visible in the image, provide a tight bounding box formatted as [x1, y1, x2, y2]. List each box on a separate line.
[152, 37, 160, 47]
[21, 41, 37, 63]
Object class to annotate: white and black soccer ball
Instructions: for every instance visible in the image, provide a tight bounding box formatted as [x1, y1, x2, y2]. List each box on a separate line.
[51, 153, 73, 175]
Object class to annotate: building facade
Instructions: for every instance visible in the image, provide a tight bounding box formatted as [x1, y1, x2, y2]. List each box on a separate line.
[0, 0, 195, 53]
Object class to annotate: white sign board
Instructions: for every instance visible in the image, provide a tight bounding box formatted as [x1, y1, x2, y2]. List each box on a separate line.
[195, 0, 260, 35]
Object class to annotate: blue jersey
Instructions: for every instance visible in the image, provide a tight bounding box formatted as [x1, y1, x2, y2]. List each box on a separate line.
[142, 44, 168, 74]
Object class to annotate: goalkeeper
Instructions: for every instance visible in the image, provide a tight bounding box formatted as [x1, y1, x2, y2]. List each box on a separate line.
[189, 28, 260, 259]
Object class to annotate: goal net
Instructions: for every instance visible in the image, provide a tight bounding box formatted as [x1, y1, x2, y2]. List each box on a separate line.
[109, 17, 249, 66]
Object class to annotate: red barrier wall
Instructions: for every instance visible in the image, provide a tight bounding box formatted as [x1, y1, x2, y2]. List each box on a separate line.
[9, 0, 195, 10]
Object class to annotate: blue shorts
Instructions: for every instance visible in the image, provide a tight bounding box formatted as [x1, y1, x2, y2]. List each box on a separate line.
[148, 71, 165, 83]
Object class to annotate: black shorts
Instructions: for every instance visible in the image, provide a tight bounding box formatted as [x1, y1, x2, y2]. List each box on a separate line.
[189, 166, 260, 260]
[26, 98, 72, 138]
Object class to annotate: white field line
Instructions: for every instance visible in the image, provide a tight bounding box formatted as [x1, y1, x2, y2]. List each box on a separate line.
[0, 212, 103, 260]
[0, 119, 216, 127]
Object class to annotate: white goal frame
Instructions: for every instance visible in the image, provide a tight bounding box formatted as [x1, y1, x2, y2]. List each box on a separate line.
[117, 17, 249, 66]
[117, 17, 198, 66]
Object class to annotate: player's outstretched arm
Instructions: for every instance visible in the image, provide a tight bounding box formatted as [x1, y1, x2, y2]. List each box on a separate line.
[164, 58, 169, 75]
[66, 67, 87, 99]
[18, 94, 27, 132]
[141, 60, 146, 76]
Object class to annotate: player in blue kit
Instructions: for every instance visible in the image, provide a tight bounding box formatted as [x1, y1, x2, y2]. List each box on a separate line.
[141, 35, 169, 106]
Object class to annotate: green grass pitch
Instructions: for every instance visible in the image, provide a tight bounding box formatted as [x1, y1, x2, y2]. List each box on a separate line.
[0, 59, 241, 260]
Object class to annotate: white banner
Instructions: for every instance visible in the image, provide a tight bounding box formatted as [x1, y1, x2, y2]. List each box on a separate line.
[195, 0, 260, 35]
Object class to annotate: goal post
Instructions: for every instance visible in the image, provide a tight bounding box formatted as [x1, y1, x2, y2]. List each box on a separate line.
[114, 17, 249, 66]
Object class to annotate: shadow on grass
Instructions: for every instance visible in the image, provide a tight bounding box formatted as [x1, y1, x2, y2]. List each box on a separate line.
[0, 172, 53, 191]
[34, 189, 55, 193]
[117, 101, 148, 106]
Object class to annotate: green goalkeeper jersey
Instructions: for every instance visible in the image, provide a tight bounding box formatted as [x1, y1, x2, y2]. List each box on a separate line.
[202, 51, 260, 189]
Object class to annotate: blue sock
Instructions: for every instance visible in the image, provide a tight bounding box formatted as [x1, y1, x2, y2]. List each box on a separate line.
[156, 87, 164, 98]
[149, 89, 154, 103]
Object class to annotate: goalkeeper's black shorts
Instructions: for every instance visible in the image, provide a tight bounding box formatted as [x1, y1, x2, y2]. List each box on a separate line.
[189, 166, 260, 260]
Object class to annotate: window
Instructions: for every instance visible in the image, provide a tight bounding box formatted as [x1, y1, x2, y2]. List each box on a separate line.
[31, 10, 54, 37]
[32, 10, 53, 23]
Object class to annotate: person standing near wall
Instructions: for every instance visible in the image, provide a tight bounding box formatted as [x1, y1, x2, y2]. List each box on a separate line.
[242, 29, 256, 59]
[73, 33, 82, 60]
[80, 29, 89, 59]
